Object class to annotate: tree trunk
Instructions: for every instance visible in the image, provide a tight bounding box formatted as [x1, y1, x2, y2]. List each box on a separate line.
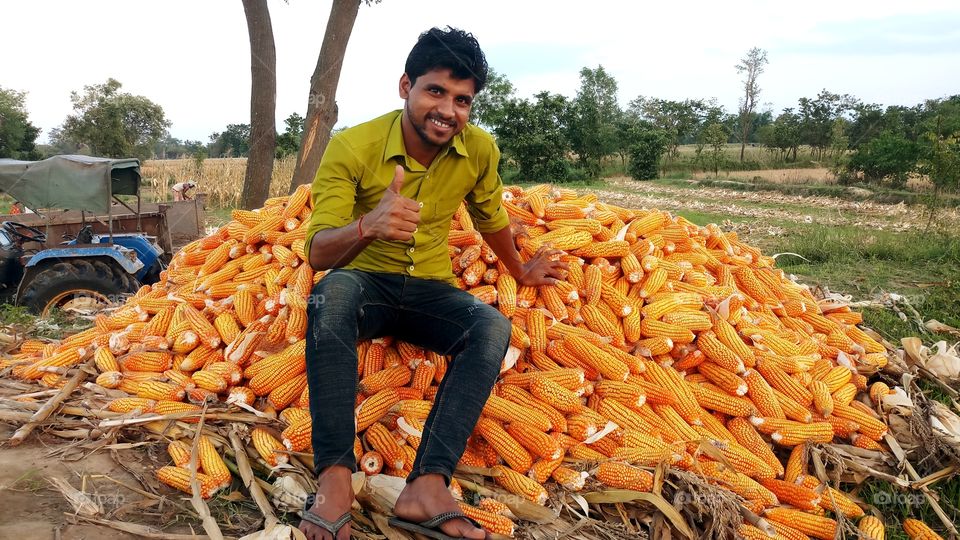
[288, 0, 360, 194]
[240, 0, 277, 210]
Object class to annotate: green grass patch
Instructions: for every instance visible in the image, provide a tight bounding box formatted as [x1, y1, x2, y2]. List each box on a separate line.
[768, 225, 960, 341]
[655, 176, 960, 208]
[857, 478, 960, 539]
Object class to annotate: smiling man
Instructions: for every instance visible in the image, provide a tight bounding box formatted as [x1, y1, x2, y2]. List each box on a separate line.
[299, 27, 567, 540]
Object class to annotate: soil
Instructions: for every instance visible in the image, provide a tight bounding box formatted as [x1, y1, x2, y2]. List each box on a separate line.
[0, 423, 144, 539]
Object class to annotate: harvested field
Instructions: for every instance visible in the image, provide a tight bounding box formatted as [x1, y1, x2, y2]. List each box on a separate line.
[1, 180, 958, 539]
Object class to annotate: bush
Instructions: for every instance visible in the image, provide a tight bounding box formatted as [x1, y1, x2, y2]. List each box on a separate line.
[627, 130, 668, 181]
[846, 131, 919, 187]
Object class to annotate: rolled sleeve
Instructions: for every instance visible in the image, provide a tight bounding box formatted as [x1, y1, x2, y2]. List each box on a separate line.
[304, 135, 360, 260]
[465, 141, 509, 233]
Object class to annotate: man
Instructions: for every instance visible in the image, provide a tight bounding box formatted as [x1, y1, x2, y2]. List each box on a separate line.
[171, 181, 197, 201]
[300, 27, 566, 540]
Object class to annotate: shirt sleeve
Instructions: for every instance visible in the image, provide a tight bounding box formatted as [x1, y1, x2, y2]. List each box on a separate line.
[465, 139, 509, 233]
[304, 135, 360, 260]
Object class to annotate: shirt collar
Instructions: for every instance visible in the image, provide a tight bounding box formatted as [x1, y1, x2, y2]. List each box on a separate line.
[383, 110, 470, 167]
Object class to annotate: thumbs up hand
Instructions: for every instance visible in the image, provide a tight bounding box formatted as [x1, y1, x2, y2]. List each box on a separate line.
[364, 165, 421, 241]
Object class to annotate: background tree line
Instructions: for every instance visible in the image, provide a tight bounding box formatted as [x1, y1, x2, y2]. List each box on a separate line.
[3, 52, 958, 196]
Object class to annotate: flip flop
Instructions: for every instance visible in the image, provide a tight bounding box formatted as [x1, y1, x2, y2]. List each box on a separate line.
[299, 495, 352, 538]
[388, 511, 485, 540]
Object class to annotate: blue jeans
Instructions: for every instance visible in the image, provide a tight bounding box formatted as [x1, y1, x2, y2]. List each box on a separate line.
[304, 269, 511, 483]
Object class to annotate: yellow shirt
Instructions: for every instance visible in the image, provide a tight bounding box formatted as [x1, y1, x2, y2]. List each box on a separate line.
[305, 110, 509, 284]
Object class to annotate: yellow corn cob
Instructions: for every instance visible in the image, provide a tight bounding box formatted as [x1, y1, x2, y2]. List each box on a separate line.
[563, 335, 629, 382]
[858, 516, 885, 540]
[596, 461, 654, 491]
[196, 435, 232, 488]
[529, 374, 582, 413]
[267, 372, 308, 410]
[492, 465, 548, 504]
[476, 417, 532, 473]
[365, 422, 407, 470]
[496, 274, 518, 318]
[506, 422, 563, 460]
[250, 428, 288, 468]
[358, 365, 411, 395]
[156, 466, 221, 499]
[458, 502, 516, 537]
[761, 478, 820, 511]
[95, 371, 123, 389]
[353, 388, 401, 431]
[764, 508, 837, 540]
[167, 440, 192, 468]
[122, 351, 173, 373]
[726, 417, 784, 478]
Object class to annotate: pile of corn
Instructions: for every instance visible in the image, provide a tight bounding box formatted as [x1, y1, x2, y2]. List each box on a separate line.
[1, 183, 946, 540]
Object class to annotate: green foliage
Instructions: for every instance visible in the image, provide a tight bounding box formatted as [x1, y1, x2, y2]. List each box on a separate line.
[0, 86, 41, 159]
[626, 129, 668, 181]
[797, 89, 855, 158]
[59, 78, 170, 160]
[757, 108, 801, 161]
[493, 92, 573, 182]
[846, 131, 919, 186]
[700, 123, 729, 175]
[566, 66, 620, 174]
[629, 97, 724, 155]
[208, 123, 251, 157]
[470, 68, 516, 130]
[276, 112, 304, 158]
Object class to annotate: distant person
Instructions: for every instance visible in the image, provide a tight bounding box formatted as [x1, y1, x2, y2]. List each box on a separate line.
[171, 181, 197, 201]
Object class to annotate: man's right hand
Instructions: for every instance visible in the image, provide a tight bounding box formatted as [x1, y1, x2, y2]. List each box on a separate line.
[363, 165, 421, 241]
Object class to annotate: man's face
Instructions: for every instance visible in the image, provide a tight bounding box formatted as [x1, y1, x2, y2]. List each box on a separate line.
[399, 68, 476, 149]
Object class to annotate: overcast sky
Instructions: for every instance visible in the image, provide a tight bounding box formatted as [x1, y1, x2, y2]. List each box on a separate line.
[4, 0, 959, 144]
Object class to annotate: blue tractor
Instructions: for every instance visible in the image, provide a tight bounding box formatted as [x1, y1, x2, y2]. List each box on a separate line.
[0, 155, 167, 315]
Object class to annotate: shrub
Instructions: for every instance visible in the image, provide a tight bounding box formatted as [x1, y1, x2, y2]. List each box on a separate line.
[627, 130, 668, 181]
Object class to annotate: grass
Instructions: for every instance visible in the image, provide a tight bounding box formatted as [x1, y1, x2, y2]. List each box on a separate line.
[140, 156, 296, 208]
[769, 225, 960, 341]
[858, 478, 960, 539]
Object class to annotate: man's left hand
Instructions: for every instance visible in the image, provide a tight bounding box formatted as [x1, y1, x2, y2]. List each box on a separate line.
[517, 246, 568, 287]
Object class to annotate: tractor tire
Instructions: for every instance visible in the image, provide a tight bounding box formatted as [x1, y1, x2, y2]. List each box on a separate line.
[19, 259, 139, 316]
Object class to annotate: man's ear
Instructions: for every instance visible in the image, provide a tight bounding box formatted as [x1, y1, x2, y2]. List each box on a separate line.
[399, 73, 411, 99]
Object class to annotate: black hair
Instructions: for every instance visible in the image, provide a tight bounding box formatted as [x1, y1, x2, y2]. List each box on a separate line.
[404, 27, 488, 93]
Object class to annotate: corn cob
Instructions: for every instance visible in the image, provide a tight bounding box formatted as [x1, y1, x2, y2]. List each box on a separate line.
[596, 461, 654, 491]
[458, 502, 516, 537]
[156, 466, 221, 499]
[763, 508, 836, 540]
[492, 465, 548, 504]
[476, 417, 532, 473]
[858, 516, 885, 540]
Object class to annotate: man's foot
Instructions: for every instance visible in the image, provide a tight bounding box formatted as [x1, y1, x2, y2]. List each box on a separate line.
[299, 465, 354, 540]
[392, 474, 487, 540]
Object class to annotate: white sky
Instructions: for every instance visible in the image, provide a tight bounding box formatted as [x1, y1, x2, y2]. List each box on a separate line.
[4, 0, 959, 144]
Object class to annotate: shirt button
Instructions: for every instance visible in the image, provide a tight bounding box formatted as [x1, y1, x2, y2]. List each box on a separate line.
[408, 247, 415, 253]
[408, 265, 415, 272]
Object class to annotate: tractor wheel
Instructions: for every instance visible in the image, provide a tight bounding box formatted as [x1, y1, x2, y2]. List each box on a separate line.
[19, 259, 139, 317]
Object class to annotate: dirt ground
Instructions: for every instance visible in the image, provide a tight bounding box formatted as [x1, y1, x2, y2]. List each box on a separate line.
[0, 422, 154, 539]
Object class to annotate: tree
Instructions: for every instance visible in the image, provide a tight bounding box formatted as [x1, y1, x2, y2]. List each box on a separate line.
[626, 128, 668, 181]
[629, 97, 715, 157]
[240, 0, 277, 210]
[735, 47, 768, 162]
[0, 86, 41, 160]
[470, 68, 516, 130]
[759, 108, 801, 161]
[798, 90, 854, 160]
[701, 123, 729, 176]
[566, 65, 620, 174]
[845, 131, 918, 186]
[59, 78, 170, 160]
[276, 112, 305, 158]
[208, 124, 251, 157]
[289, 0, 380, 193]
[493, 92, 572, 182]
